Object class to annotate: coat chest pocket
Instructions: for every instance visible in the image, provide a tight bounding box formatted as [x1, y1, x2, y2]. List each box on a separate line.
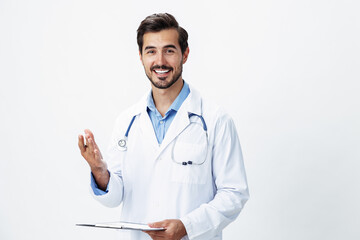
[170, 140, 209, 184]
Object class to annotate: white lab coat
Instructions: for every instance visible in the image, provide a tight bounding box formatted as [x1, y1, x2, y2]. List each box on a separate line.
[91, 86, 249, 240]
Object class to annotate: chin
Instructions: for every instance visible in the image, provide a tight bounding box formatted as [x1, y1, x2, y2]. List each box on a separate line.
[155, 81, 175, 89]
[146, 72, 181, 90]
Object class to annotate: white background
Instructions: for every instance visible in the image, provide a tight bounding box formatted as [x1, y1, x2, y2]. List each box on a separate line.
[1, 0, 359, 239]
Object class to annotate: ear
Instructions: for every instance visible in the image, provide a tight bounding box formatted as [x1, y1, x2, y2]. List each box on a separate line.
[182, 47, 190, 64]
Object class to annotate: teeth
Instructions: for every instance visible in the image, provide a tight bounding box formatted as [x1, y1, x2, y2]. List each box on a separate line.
[155, 69, 170, 74]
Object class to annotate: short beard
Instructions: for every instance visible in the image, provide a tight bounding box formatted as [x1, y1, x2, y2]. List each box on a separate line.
[145, 61, 183, 89]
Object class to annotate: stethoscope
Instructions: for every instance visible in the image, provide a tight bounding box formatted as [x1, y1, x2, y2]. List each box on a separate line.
[117, 115, 137, 151]
[117, 113, 208, 166]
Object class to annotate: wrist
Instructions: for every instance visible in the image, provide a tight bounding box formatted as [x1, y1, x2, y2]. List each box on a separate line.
[177, 219, 187, 238]
[90, 161, 108, 174]
[91, 169, 110, 191]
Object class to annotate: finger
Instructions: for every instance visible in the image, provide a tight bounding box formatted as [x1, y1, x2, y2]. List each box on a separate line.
[88, 130, 101, 150]
[149, 220, 166, 228]
[84, 129, 95, 141]
[87, 136, 95, 153]
[78, 135, 86, 153]
[85, 129, 101, 150]
[84, 130, 92, 149]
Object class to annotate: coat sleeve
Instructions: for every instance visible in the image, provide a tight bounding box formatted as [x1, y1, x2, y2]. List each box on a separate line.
[180, 113, 249, 240]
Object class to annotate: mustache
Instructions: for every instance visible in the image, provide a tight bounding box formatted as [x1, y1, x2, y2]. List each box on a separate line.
[151, 65, 173, 71]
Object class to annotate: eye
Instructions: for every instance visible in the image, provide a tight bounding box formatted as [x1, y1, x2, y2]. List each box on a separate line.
[146, 50, 156, 54]
[165, 49, 175, 54]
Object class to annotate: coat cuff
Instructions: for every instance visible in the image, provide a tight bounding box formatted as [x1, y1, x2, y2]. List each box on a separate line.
[89, 171, 124, 208]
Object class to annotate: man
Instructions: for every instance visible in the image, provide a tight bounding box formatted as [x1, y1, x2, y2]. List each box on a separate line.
[78, 13, 249, 240]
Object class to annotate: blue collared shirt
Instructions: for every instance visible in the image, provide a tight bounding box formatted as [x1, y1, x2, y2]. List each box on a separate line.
[146, 81, 190, 144]
[91, 81, 190, 195]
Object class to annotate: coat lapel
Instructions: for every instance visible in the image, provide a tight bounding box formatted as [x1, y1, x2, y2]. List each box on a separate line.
[129, 93, 160, 151]
[156, 86, 202, 158]
[158, 107, 190, 154]
[133, 85, 203, 160]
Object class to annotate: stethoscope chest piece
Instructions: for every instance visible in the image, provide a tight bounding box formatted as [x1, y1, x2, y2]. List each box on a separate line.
[117, 139, 127, 151]
[117, 115, 137, 152]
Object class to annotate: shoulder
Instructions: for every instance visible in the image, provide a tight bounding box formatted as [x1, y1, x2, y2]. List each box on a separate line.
[203, 99, 235, 140]
[187, 85, 237, 147]
[190, 86, 234, 131]
[195, 91, 239, 147]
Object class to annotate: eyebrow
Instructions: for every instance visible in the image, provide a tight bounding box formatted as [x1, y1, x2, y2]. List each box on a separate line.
[163, 44, 177, 49]
[144, 44, 178, 51]
[144, 46, 156, 51]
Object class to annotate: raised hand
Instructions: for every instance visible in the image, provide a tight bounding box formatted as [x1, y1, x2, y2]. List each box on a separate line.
[78, 129, 109, 190]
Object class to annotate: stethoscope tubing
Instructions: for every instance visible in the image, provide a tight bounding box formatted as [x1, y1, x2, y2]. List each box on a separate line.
[117, 113, 208, 165]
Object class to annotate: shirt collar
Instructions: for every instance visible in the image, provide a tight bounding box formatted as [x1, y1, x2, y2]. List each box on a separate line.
[146, 80, 190, 116]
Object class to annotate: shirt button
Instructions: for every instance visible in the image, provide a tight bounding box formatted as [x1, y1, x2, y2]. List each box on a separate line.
[160, 120, 164, 124]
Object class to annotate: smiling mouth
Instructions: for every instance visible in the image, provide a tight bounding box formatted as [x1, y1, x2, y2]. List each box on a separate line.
[154, 69, 170, 74]
[151, 65, 173, 76]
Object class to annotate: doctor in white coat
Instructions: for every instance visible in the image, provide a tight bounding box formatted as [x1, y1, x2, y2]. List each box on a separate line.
[78, 13, 249, 240]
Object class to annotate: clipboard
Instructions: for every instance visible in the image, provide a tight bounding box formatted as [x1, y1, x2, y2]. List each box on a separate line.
[76, 221, 165, 231]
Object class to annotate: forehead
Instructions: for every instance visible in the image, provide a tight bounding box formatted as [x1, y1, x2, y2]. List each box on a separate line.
[142, 29, 180, 49]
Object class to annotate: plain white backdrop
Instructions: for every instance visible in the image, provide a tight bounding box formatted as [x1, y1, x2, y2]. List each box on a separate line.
[1, 0, 359, 239]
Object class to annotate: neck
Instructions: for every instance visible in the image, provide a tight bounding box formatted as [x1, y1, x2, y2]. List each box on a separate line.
[151, 78, 184, 117]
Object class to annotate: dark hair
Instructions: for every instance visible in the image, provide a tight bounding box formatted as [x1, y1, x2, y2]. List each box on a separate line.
[137, 13, 188, 55]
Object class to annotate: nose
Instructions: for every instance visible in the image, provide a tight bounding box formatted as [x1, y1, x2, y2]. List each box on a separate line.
[155, 52, 166, 66]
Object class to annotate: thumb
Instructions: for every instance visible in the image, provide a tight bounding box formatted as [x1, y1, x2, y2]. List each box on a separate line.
[148, 220, 166, 228]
